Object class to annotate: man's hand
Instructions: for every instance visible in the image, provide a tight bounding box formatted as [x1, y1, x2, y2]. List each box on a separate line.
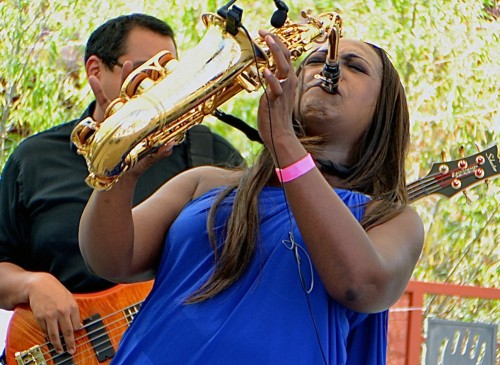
[88, 60, 134, 117]
[27, 273, 82, 354]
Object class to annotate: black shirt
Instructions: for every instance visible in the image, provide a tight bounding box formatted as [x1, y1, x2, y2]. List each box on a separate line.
[0, 103, 243, 293]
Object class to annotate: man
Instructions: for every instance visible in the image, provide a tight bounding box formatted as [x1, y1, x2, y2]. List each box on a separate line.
[0, 13, 243, 360]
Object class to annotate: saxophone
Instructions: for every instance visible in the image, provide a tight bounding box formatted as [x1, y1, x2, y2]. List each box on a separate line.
[71, 10, 342, 190]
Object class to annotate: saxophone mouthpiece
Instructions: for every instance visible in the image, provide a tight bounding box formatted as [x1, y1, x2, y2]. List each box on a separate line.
[314, 26, 340, 94]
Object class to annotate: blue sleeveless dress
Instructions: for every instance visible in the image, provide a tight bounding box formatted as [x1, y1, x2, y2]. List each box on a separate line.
[111, 187, 388, 364]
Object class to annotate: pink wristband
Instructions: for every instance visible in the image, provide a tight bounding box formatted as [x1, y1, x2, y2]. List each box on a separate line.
[275, 153, 315, 183]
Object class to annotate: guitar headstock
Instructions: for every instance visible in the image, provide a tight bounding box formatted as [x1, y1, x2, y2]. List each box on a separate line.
[408, 145, 499, 203]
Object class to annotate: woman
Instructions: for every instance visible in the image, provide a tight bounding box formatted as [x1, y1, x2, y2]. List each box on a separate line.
[79, 31, 424, 364]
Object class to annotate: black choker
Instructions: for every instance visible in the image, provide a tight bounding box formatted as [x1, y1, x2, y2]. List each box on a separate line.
[316, 159, 354, 179]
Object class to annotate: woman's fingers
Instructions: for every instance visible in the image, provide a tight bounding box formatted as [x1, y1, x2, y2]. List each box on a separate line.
[265, 35, 290, 80]
[258, 30, 293, 78]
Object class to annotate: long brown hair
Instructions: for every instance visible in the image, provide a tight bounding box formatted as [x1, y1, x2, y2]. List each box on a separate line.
[342, 44, 410, 228]
[186, 43, 410, 303]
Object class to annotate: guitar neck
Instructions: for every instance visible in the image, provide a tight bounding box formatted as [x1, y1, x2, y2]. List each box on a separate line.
[407, 145, 499, 203]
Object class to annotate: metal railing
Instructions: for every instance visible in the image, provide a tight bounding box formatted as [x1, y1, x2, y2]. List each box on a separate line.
[387, 280, 500, 365]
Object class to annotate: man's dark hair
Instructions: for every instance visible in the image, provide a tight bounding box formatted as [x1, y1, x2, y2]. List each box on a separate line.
[84, 13, 176, 69]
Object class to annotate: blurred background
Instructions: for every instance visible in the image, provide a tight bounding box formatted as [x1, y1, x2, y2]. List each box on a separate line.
[1, 0, 498, 356]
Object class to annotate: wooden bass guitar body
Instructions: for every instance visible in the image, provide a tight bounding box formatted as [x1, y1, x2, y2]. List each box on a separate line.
[5, 281, 153, 365]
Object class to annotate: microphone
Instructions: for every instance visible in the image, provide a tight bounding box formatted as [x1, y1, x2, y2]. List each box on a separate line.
[217, 0, 243, 36]
[271, 0, 288, 28]
[217, 0, 237, 18]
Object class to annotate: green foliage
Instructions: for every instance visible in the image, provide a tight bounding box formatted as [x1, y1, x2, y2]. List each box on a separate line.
[1, 0, 498, 348]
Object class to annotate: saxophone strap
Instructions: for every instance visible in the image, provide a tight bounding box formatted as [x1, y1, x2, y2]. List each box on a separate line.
[214, 109, 262, 143]
[212, 110, 354, 179]
[185, 125, 215, 167]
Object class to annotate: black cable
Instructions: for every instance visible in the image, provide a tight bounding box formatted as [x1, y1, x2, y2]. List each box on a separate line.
[239, 24, 329, 365]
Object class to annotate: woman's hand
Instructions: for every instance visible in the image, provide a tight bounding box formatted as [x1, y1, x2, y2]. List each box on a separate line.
[257, 31, 298, 149]
[125, 141, 177, 180]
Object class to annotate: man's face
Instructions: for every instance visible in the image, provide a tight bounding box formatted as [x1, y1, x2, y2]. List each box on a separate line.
[101, 27, 177, 102]
[88, 26, 177, 122]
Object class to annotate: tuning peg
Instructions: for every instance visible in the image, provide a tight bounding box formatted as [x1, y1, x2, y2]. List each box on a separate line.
[475, 142, 483, 152]
[462, 190, 472, 204]
[441, 150, 447, 162]
[459, 145, 465, 158]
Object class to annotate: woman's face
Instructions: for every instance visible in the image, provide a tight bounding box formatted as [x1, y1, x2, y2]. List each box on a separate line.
[295, 39, 383, 151]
